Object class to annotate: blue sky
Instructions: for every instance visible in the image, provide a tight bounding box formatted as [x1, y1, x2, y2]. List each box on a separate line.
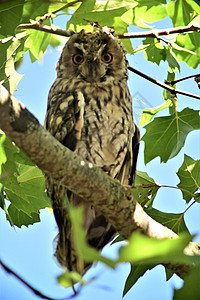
[0, 15, 200, 300]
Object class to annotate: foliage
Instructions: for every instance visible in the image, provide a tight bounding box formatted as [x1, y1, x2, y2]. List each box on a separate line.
[0, 0, 199, 299]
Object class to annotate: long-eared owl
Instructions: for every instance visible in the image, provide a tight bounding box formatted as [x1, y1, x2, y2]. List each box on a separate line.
[44, 29, 140, 275]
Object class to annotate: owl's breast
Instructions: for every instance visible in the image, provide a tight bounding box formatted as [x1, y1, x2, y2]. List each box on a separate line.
[75, 83, 134, 178]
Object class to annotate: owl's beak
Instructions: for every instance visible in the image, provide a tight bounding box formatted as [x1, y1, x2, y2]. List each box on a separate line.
[82, 59, 104, 83]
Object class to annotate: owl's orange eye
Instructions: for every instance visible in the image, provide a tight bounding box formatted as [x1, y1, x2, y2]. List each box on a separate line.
[101, 53, 113, 63]
[73, 54, 84, 64]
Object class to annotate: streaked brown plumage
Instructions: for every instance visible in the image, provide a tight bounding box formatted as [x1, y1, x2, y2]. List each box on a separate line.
[44, 29, 140, 274]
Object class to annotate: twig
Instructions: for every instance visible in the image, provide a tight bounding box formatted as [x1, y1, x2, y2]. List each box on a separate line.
[116, 24, 200, 39]
[128, 66, 200, 100]
[0, 259, 75, 300]
[165, 74, 200, 85]
[17, 22, 75, 38]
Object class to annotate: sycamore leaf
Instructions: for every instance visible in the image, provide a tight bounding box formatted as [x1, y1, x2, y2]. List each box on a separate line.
[142, 108, 200, 164]
[139, 100, 172, 126]
[177, 155, 200, 203]
[145, 208, 190, 235]
[0, 38, 23, 93]
[0, 0, 24, 38]
[173, 260, 200, 300]
[167, 0, 198, 27]
[132, 0, 167, 28]
[118, 232, 193, 265]
[143, 38, 165, 65]
[7, 204, 40, 227]
[0, 183, 14, 226]
[67, 0, 137, 35]
[133, 171, 160, 207]
[167, 0, 197, 27]
[123, 264, 155, 297]
[0, 134, 50, 227]
[172, 32, 200, 69]
[0, 0, 66, 38]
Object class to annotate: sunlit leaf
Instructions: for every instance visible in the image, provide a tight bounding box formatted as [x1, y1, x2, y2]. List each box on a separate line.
[177, 155, 200, 203]
[118, 232, 193, 265]
[133, 0, 167, 28]
[139, 100, 172, 126]
[167, 0, 197, 27]
[67, 0, 137, 33]
[142, 108, 200, 164]
[57, 270, 85, 288]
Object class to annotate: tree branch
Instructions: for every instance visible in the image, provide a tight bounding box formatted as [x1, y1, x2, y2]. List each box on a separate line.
[16, 23, 200, 40]
[0, 84, 199, 274]
[128, 66, 200, 100]
[17, 21, 75, 38]
[0, 259, 75, 300]
[116, 24, 200, 39]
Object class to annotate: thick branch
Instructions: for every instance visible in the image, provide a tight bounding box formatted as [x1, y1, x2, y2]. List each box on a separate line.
[0, 85, 199, 272]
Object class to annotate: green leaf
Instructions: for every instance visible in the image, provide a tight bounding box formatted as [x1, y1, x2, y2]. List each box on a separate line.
[133, 0, 167, 28]
[133, 171, 160, 207]
[165, 46, 180, 72]
[145, 208, 190, 235]
[163, 72, 177, 116]
[167, 0, 198, 27]
[142, 108, 200, 164]
[0, 183, 15, 226]
[177, 155, 200, 203]
[7, 204, 40, 227]
[118, 232, 193, 265]
[0, 37, 23, 93]
[57, 270, 86, 288]
[25, 29, 51, 62]
[0, 0, 24, 38]
[172, 32, 200, 69]
[169, 7, 200, 68]
[139, 100, 172, 126]
[143, 38, 165, 65]
[173, 260, 200, 300]
[123, 264, 155, 296]
[70, 206, 116, 268]
[0, 135, 50, 227]
[67, 0, 137, 33]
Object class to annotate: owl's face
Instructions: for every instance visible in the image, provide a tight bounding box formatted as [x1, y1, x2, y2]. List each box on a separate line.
[57, 30, 128, 83]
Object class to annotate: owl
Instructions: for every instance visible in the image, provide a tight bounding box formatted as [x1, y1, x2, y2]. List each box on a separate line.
[44, 29, 140, 275]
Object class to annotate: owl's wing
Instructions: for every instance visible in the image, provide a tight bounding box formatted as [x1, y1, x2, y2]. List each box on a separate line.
[44, 78, 85, 241]
[116, 123, 140, 186]
[44, 78, 85, 151]
[129, 124, 140, 185]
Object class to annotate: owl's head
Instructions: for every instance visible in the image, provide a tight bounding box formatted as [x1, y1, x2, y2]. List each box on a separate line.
[57, 30, 128, 83]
